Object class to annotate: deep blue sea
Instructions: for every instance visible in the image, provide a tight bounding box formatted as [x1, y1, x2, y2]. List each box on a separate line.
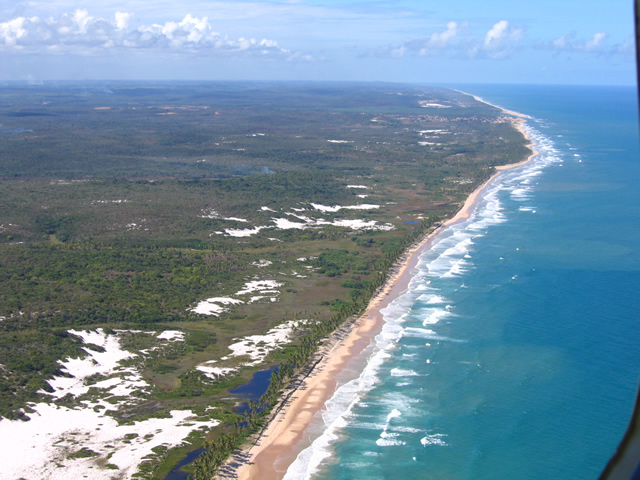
[283, 85, 640, 480]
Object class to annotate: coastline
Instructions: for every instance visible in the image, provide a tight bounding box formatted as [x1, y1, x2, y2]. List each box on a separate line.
[234, 104, 538, 480]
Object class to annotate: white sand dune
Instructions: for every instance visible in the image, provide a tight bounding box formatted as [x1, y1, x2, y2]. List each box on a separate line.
[225, 226, 268, 237]
[1, 404, 218, 480]
[191, 280, 284, 316]
[0, 328, 220, 479]
[226, 320, 306, 366]
[236, 280, 283, 296]
[311, 203, 380, 212]
[214, 201, 392, 237]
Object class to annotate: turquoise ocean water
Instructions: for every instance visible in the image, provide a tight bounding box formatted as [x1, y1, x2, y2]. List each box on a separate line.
[283, 85, 640, 480]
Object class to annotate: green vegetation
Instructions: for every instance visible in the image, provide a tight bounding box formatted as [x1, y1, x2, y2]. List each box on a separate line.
[0, 81, 530, 477]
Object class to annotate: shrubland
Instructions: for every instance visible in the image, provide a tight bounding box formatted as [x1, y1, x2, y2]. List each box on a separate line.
[0, 81, 530, 477]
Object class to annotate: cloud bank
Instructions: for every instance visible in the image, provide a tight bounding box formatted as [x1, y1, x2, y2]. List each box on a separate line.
[369, 19, 631, 62]
[371, 20, 525, 60]
[537, 31, 632, 56]
[0, 9, 295, 57]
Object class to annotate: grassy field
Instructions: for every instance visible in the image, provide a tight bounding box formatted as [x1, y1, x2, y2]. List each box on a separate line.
[0, 81, 530, 478]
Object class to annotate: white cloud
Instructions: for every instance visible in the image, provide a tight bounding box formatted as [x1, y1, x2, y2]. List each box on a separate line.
[0, 9, 296, 58]
[115, 11, 133, 31]
[369, 19, 524, 60]
[72, 8, 92, 35]
[539, 31, 628, 56]
[484, 20, 509, 49]
[0, 17, 31, 46]
[552, 34, 571, 49]
[613, 38, 634, 55]
[371, 21, 465, 58]
[481, 20, 524, 59]
[585, 32, 607, 51]
[427, 21, 460, 50]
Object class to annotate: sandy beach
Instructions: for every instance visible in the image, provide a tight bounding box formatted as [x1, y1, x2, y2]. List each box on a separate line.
[235, 107, 538, 480]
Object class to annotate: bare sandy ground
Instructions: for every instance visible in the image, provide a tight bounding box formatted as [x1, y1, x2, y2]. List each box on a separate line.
[234, 108, 538, 480]
[0, 329, 221, 480]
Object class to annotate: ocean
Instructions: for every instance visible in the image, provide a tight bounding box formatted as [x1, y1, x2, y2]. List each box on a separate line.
[283, 84, 640, 480]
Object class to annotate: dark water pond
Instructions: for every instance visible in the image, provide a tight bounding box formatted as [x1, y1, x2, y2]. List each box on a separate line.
[162, 366, 278, 480]
[230, 365, 278, 413]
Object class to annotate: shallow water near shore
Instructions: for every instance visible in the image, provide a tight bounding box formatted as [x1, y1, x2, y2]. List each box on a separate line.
[285, 85, 640, 479]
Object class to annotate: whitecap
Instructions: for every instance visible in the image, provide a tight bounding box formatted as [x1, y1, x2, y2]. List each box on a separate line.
[421, 308, 452, 326]
[443, 258, 470, 277]
[386, 408, 402, 422]
[390, 368, 420, 377]
[421, 434, 449, 447]
[420, 294, 448, 304]
[392, 426, 423, 434]
[402, 327, 437, 338]
[376, 438, 407, 447]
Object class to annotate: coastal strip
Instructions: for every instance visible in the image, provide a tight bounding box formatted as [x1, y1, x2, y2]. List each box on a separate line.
[234, 104, 538, 480]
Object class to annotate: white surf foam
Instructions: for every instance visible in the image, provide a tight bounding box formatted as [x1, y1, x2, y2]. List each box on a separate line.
[283, 119, 558, 479]
[421, 308, 453, 326]
[420, 294, 448, 304]
[390, 368, 421, 377]
[421, 433, 449, 447]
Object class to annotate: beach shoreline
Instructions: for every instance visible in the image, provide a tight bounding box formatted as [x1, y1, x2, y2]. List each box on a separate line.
[233, 103, 537, 480]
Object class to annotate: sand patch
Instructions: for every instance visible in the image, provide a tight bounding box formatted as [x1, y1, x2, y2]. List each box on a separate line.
[1, 328, 219, 479]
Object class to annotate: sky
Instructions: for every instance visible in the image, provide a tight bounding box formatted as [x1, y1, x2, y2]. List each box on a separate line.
[0, 0, 636, 85]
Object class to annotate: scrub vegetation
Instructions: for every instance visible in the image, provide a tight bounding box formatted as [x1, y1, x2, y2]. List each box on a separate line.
[0, 81, 530, 477]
